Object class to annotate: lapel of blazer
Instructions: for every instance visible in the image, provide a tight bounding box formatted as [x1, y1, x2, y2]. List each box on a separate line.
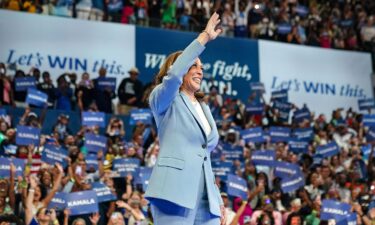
[180, 92, 207, 140]
[199, 101, 216, 140]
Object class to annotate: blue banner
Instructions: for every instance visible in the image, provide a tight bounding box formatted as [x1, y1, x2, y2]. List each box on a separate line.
[363, 114, 375, 127]
[293, 127, 314, 141]
[0, 108, 7, 116]
[0, 157, 25, 177]
[97, 77, 117, 91]
[211, 161, 233, 179]
[66, 190, 99, 216]
[288, 139, 309, 153]
[129, 109, 153, 125]
[270, 126, 291, 143]
[15, 77, 36, 91]
[293, 108, 311, 123]
[41, 144, 68, 168]
[221, 143, 243, 161]
[274, 161, 301, 179]
[3, 144, 17, 155]
[26, 88, 48, 107]
[273, 101, 293, 111]
[362, 144, 375, 161]
[281, 174, 305, 193]
[84, 133, 107, 153]
[339, 213, 357, 225]
[296, 5, 309, 17]
[226, 174, 248, 200]
[85, 154, 99, 171]
[112, 158, 140, 176]
[48, 192, 67, 211]
[16, 125, 41, 146]
[81, 111, 106, 128]
[245, 103, 264, 114]
[320, 200, 351, 222]
[251, 150, 276, 167]
[135, 167, 153, 191]
[271, 89, 288, 102]
[91, 182, 117, 203]
[277, 24, 292, 34]
[240, 127, 265, 144]
[316, 142, 340, 158]
[250, 82, 265, 93]
[358, 98, 375, 111]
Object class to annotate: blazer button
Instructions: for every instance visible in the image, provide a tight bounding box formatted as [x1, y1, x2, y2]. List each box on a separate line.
[204, 156, 207, 161]
[202, 144, 207, 149]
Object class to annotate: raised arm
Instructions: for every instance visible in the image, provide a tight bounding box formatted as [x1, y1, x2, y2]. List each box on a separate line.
[149, 12, 222, 115]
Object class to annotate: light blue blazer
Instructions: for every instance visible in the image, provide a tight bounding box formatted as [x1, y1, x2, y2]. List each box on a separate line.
[145, 40, 223, 216]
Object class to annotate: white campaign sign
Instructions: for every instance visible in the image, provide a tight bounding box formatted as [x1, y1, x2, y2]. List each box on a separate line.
[0, 10, 135, 83]
[259, 40, 373, 116]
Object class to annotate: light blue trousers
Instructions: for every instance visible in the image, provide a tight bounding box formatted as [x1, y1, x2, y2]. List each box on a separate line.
[150, 166, 220, 225]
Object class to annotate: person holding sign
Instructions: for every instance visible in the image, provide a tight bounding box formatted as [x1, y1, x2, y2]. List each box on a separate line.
[145, 12, 225, 225]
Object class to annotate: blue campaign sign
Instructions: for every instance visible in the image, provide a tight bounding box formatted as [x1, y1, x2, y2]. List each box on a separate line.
[277, 23, 292, 34]
[251, 150, 275, 167]
[212, 161, 233, 179]
[112, 158, 140, 176]
[85, 154, 99, 171]
[48, 192, 67, 211]
[339, 213, 357, 225]
[3, 144, 17, 155]
[41, 144, 68, 168]
[129, 109, 153, 125]
[135, 167, 153, 191]
[250, 82, 265, 93]
[135, 27, 260, 103]
[362, 144, 375, 161]
[0, 157, 25, 177]
[269, 126, 291, 143]
[367, 127, 375, 142]
[363, 114, 375, 127]
[288, 139, 309, 153]
[240, 127, 265, 144]
[16, 125, 41, 146]
[81, 111, 106, 128]
[278, 108, 291, 123]
[0, 108, 7, 116]
[271, 89, 288, 102]
[97, 77, 117, 91]
[293, 108, 311, 123]
[226, 174, 248, 200]
[66, 190, 99, 216]
[91, 182, 117, 203]
[281, 174, 305, 193]
[221, 143, 243, 161]
[296, 5, 309, 17]
[358, 98, 375, 111]
[274, 161, 301, 179]
[320, 199, 351, 222]
[293, 127, 314, 141]
[316, 142, 340, 158]
[245, 103, 264, 114]
[26, 88, 48, 107]
[15, 77, 36, 91]
[273, 101, 293, 111]
[84, 133, 107, 153]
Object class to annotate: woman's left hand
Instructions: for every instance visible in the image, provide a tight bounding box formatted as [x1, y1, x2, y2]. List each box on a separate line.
[220, 205, 226, 225]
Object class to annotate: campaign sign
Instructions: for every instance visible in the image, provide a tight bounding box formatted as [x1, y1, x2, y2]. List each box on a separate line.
[82, 112, 106, 128]
[245, 103, 264, 114]
[358, 98, 375, 111]
[226, 174, 248, 200]
[41, 144, 68, 168]
[271, 89, 288, 102]
[84, 133, 107, 153]
[97, 77, 117, 91]
[3, 144, 18, 155]
[135, 167, 153, 191]
[274, 161, 301, 179]
[281, 174, 305, 193]
[293, 127, 314, 141]
[288, 139, 309, 154]
[16, 125, 41, 146]
[250, 82, 265, 93]
[112, 158, 140, 176]
[363, 114, 375, 127]
[0, 157, 25, 177]
[320, 200, 351, 222]
[66, 190, 99, 216]
[273, 101, 293, 111]
[129, 109, 153, 125]
[362, 144, 375, 161]
[85, 154, 99, 171]
[26, 88, 48, 107]
[316, 142, 340, 158]
[278, 108, 290, 122]
[91, 182, 117, 203]
[212, 161, 233, 179]
[269, 126, 291, 143]
[15, 77, 36, 91]
[293, 108, 311, 123]
[277, 23, 292, 34]
[221, 143, 243, 161]
[240, 127, 265, 144]
[48, 192, 67, 211]
[0, 108, 7, 116]
[251, 150, 275, 167]
[340, 213, 357, 225]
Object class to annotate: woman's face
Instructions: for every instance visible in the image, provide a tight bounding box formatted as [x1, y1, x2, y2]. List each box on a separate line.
[37, 207, 51, 223]
[182, 58, 204, 93]
[41, 172, 52, 186]
[0, 122, 7, 133]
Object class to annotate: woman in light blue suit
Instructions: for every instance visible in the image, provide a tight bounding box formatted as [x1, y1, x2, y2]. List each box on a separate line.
[145, 13, 226, 225]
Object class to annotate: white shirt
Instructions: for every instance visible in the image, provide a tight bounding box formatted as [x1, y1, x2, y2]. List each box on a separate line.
[192, 101, 212, 136]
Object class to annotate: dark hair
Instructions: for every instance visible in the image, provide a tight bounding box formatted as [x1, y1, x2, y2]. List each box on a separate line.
[256, 211, 275, 225]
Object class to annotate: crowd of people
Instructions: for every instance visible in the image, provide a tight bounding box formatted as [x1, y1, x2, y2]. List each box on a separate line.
[1, 0, 375, 52]
[0, 59, 374, 225]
